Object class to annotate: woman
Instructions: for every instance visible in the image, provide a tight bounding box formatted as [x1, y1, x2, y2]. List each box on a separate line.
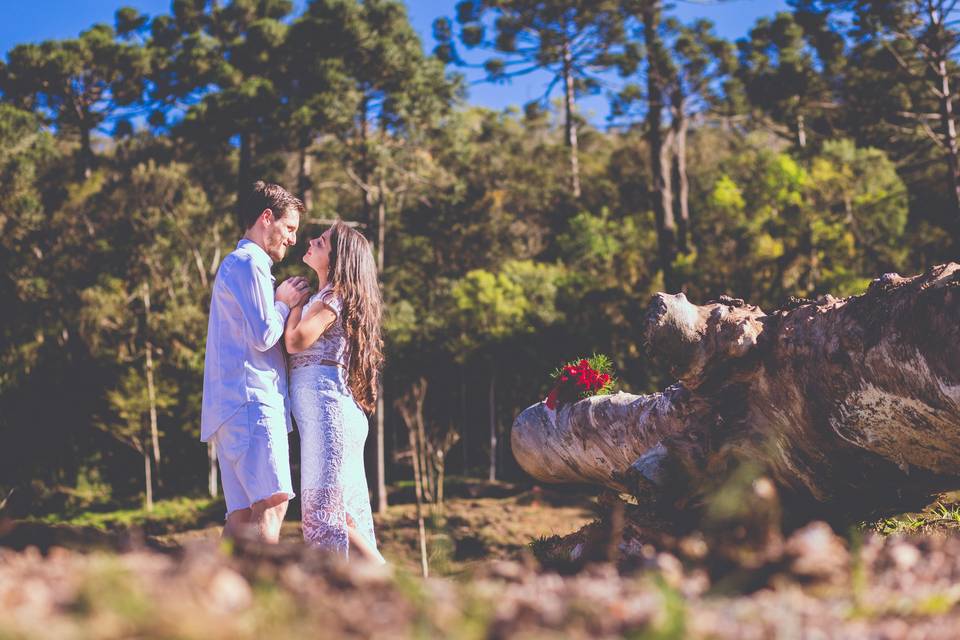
[284, 221, 385, 562]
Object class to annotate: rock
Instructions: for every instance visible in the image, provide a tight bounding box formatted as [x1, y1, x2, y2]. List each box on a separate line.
[784, 521, 849, 584]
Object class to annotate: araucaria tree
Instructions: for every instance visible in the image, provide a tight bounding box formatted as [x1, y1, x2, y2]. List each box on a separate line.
[435, 0, 624, 199]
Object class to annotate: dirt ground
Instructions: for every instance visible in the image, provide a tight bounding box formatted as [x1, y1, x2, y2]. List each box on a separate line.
[5, 488, 960, 638]
[151, 486, 598, 576]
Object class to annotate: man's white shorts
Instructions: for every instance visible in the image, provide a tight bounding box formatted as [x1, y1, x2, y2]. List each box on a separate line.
[211, 402, 295, 517]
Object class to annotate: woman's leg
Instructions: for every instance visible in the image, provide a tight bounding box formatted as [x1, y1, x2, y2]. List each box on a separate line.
[347, 524, 386, 563]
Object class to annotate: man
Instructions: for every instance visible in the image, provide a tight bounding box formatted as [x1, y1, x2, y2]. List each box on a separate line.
[201, 181, 310, 543]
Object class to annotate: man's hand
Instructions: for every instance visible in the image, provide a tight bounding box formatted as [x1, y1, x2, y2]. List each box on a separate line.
[276, 276, 311, 307]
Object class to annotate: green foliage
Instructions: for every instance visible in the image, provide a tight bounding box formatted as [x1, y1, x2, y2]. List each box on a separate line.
[688, 136, 908, 307]
[871, 501, 960, 535]
[31, 496, 218, 531]
[448, 259, 565, 356]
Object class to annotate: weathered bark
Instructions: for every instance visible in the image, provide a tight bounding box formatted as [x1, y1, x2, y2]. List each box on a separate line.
[513, 264, 960, 521]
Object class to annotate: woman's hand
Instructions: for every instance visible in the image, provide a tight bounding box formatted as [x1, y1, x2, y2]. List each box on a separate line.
[284, 296, 337, 354]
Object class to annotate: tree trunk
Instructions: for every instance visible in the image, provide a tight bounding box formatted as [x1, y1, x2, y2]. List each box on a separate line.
[394, 378, 430, 578]
[936, 57, 960, 224]
[489, 368, 497, 482]
[461, 373, 468, 472]
[670, 94, 690, 255]
[375, 391, 387, 514]
[142, 282, 160, 482]
[298, 143, 313, 212]
[796, 113, 807, 149]
[79, 124, 93, 180]
[208, 441, 218, 498]
[399, 383, 430, 578]
[238, 131, 254, 215]
[642, 3, 679, 292]
[377, 176, 386, 273]
[374, 184, 387, 514]
[512, 263, 960, 522]
[414, 379, 432, 503]
[359, 95, 374, 226]
[562, 38, 582, 199]
[143, 446, 153, 512]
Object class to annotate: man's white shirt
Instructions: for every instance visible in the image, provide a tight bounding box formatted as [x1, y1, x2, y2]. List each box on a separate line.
[200, 239, 293, 442]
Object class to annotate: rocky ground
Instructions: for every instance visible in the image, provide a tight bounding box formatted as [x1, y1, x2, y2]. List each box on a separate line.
[3, 488, 960, 639]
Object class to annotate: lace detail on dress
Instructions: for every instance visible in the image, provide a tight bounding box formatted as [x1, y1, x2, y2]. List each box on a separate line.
[291, 364, 376, 560]
[288, 285, 350, 370]
[300, 487, 348, 555]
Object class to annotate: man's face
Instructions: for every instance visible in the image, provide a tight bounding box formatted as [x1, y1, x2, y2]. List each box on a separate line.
[264, 207, 300, 262]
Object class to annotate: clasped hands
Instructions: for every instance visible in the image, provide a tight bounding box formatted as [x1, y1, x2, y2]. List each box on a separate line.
[276, 276, 311, 307]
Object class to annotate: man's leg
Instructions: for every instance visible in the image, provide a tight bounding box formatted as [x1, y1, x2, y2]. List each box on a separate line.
[223, 507, 253, 540]
[250, 493, 289, 543]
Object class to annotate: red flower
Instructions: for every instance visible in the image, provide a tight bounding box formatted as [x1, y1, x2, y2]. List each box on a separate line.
[546, 387, 558, 410]
[549, 356, 615, 409]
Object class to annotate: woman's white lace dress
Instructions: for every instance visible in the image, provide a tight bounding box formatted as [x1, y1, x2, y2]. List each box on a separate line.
[289, 285, 377, 558]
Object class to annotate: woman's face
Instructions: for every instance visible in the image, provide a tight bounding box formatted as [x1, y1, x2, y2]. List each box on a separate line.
[303, 227, 333, 275]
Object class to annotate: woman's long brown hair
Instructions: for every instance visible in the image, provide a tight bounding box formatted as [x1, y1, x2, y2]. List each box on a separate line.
[327, 220, 383, 413]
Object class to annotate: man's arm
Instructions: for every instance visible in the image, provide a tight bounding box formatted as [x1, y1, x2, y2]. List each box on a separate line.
[226, 259, 306, 352]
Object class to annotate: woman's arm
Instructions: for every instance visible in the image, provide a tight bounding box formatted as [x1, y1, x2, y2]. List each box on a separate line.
[284, 297, 337, 354]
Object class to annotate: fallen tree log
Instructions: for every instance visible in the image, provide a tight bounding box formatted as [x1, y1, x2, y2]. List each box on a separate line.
[512, 263, 960, 521]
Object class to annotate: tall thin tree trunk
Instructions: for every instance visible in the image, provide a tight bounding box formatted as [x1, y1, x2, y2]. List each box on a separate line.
[79, 124, 93, 180]
[414, 380, 431, 502]
[377, 176, 386, 270]
[670, 91, 690, 253]
[238, 131, 254, 214]
[670, 94, 690, 255]
[359, 95, 374, 225]
[143, 446, 153, 512]
[142, 282, 160, 483]
[796, 113, 807, 148]
[461, 373, 468, 472]
[936, 57, 960, 221]
[643, 2, 679, 292]
[562, 38, 582, 199]
[375, 391, 387, 514]
[374, 178, 388, 514]
[407, 400, 429, 577]
[298, 142, 313, 211]
[208, 441, 218, 498]
[488, 367, 497, 482]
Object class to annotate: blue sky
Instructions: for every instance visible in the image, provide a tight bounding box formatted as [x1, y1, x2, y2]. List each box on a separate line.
[0, 0, 789, 123]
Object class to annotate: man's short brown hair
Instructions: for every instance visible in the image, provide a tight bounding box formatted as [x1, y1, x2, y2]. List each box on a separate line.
[239, 181, 305, 229]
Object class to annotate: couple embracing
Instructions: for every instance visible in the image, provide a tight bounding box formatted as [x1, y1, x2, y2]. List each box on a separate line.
[200, 181, 384, 563]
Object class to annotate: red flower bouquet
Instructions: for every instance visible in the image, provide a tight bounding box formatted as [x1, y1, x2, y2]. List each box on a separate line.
[545, 354, 616, 410]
